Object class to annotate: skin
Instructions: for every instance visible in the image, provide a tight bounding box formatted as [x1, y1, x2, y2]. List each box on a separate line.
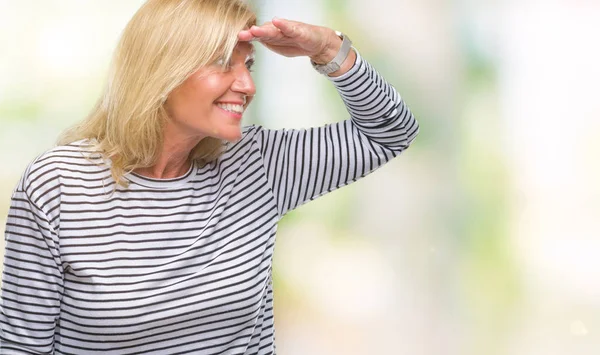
[135, 17, 357, 179]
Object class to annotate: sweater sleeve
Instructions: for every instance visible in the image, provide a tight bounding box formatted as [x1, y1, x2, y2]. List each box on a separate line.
[256, 50, 419, 217]
[0, 170, 63, 354]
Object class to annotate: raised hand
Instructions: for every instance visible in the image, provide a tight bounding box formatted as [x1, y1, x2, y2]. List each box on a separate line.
[238, 17, 342, 65]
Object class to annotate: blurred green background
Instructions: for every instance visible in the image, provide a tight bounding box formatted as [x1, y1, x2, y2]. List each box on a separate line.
[1, 1, 599, 354]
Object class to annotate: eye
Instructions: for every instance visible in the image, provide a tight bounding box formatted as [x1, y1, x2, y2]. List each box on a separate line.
[245, 58, 255, 72]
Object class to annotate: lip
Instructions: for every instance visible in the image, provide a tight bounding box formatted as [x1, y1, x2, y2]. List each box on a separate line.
[215, 101, 245, 105]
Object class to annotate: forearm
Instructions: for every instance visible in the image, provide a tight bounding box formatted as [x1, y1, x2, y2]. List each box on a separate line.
[329, 50, 419, 151]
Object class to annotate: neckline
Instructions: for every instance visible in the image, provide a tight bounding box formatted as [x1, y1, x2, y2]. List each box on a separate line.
[125, 161, 196, 189]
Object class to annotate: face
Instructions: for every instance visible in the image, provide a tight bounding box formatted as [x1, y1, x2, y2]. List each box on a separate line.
[164, 41, 256, 144]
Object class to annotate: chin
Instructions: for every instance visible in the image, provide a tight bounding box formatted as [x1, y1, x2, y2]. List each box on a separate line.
[219, 128, 243, 143]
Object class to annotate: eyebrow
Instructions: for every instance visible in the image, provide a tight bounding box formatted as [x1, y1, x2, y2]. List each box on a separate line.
[234, 42, 255, 60]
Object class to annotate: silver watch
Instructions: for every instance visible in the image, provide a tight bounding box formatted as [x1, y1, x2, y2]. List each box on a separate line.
[311, 31, 353, 75]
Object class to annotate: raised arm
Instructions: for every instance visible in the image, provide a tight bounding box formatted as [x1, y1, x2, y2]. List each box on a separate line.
[255, 50, 418, 216]
[241, 18, 419, 216]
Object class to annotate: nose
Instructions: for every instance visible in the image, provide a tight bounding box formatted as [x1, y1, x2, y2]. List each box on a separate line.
[231, 65, 256, 97]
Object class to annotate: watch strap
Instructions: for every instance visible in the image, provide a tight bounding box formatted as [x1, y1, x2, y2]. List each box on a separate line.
[311, 31, 353, 75]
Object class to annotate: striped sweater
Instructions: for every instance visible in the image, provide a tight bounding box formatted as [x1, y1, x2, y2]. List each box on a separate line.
[1, 52, 418, 354]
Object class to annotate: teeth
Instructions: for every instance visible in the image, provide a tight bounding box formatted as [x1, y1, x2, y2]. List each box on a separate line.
[217, 103, 244, 114]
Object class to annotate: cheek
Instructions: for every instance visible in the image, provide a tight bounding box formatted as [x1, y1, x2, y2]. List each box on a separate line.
[200, 75, 232, 101]
[167, 91, 194, 122]
[167, 72, 233, 120]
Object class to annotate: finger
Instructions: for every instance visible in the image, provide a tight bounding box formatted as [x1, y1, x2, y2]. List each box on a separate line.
[249, 23, 282, 40]
[249, 24, 278, 39]
[271, 17, 301, 38]
[238, 30, 255, 42]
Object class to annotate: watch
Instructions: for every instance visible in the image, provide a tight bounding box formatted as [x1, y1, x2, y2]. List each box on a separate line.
[311, 31, 353, 75]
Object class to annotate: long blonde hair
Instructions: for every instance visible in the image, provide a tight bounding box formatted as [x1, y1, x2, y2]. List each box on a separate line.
[58, 0, 256, 186]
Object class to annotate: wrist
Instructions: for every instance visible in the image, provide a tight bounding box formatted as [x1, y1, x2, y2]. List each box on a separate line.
[310, 31, 354, 76]
[309, 29, 342, 65]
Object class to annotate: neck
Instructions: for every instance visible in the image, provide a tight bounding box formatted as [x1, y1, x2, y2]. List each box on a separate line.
[135, 151, 192, 179]
[134, 127, 202, 179]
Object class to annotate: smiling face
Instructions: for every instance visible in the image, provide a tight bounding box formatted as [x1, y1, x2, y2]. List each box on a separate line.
[164, 41, 256, 144]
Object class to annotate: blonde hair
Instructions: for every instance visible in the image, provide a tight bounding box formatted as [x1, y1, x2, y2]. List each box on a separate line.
[58, 0, 256, 186]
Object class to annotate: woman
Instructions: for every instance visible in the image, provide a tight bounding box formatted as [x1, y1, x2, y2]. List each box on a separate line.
[0, 0, 418, 353]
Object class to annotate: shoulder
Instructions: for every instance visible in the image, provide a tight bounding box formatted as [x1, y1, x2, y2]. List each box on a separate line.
[18, 139, 107, 198]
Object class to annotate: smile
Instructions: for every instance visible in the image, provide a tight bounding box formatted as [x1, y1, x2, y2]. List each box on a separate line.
[216, 103, 244, 114]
